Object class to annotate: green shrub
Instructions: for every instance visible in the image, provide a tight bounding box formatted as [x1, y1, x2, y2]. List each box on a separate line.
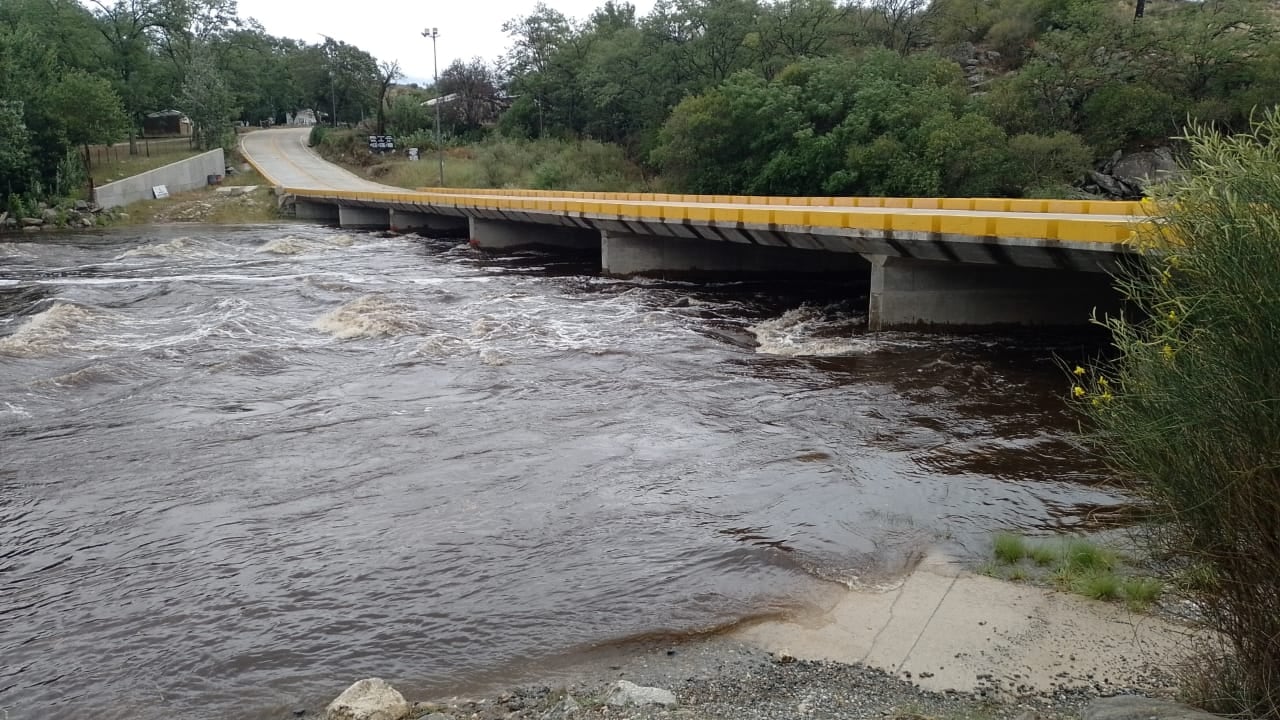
[1073, 569, 1122, 601]
[1007, 132, 1092, 193]
[308, 125, 328, 148]
[1077, 108, 1280, 717]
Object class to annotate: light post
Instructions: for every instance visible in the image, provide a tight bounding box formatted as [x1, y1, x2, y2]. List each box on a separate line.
[421, 26, 444, 186]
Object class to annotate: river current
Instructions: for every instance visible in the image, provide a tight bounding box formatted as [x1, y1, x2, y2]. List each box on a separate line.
[0, 225, 1125, 719]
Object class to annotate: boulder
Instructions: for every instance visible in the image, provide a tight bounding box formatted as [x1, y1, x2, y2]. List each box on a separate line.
[21, 217, 42, 227]
[42, 208, 58, 223]
[74, 200, 90, 211]
[1110, 147, 1179, 189]
[604, 680, 677, 708]
[324, 678, 410, 720]
[1083, 695, 1223, 720]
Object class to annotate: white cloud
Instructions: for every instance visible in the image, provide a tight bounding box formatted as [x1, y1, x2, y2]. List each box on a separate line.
[235, 0, 657, 85]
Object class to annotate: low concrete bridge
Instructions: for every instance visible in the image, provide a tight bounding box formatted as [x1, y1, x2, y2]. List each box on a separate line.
[242, 128, 1149, 330]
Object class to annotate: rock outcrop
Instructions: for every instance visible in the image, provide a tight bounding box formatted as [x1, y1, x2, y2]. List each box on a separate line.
[1084, 147, 1180, 199]
[603, 680, 678, 708]
[325, 678, 410, 720]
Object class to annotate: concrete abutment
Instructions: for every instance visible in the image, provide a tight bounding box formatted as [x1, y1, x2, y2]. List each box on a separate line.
[601, 231, 868, 279]
[390, 209, 468, 236]
[864, 254, 1118, 330]
[469, 218, 601, 250]
[295, 199, 339, 223]
[338, 205, 390, 230]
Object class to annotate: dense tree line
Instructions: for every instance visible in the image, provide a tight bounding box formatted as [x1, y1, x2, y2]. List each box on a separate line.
[0, 0, 393, 205]
[486, 0, 1280, 196]
[4, 0, 1276, 205]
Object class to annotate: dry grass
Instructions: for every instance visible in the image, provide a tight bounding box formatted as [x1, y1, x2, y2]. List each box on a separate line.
[88, 138, 204, 185]
[111, 169, 278, 225]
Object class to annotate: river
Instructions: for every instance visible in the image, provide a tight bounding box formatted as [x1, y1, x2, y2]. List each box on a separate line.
[0, 224, 1125, 719]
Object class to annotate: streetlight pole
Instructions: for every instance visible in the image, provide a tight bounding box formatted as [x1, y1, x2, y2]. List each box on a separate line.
[422, 27, 444, 186]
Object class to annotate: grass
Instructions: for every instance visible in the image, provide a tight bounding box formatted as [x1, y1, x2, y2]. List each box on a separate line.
[109, 168, 279, 225]
[313, 130, 652, 193]
[992, 532, 1028, 564]
[985, 532, 1162, 610]
[88, 138, 204, 185]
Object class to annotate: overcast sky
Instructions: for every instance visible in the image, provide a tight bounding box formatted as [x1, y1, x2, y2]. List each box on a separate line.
[235, 0, 658, 85]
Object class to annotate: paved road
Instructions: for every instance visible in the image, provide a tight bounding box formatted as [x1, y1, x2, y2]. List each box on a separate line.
[240, 127, 399, 193]
[241, 127, 1136, 225]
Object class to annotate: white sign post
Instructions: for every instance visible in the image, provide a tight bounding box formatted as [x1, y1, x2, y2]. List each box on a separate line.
[152, 185, 169, 200]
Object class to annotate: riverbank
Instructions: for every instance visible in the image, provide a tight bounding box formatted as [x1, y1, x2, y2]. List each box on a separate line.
[296, 554, 1203, 720]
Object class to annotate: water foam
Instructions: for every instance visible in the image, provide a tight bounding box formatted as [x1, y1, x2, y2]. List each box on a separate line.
[313, 295, 421, 339]
[0, 301, 105, 357]
[120, 237, 197, 258]
[257, 236, 314, 255]
[748, 306, 872, 357]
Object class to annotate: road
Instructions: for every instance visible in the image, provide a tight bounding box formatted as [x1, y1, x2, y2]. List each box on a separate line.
[240, 127, 399, 193]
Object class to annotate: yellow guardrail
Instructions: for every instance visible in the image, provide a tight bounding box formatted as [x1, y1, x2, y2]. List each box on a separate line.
[287, 186, 1142, 245]
[412, 186, 1149, 218]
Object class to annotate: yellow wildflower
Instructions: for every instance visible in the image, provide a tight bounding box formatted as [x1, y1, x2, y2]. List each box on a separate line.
[1073, 385, 1086, 398]
[1092, 397, 1102, 407]
[1162, 344, 1175, 361]
[1168, 310, 1178, 323]
[1073, 366, 1086, 376]
[1101, 391, 1114, 402]
[1098, 376, 1109, 387]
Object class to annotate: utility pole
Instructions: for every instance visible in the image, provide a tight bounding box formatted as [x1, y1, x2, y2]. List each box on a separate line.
[422, 27, 444, 186]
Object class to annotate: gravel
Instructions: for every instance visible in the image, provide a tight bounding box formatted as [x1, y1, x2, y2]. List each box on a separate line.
[363, 637, 1168, 720]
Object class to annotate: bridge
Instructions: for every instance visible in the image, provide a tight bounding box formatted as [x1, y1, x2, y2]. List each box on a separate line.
[241, 128, 1149, 330]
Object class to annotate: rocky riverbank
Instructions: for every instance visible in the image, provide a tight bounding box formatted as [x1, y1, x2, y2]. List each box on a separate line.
[293, 556, 1209, 720]
[306, 638, 1211, 720]
[0, 200, 121, 232]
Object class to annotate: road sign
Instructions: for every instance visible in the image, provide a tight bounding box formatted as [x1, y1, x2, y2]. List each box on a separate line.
[367, 135, 395, 153]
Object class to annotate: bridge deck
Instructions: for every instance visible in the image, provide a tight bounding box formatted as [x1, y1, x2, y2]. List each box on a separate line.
[241, 128, 1148, 246]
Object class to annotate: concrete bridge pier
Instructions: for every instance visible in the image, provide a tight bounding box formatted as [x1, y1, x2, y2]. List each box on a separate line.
[601, 231, 867, 279]
[338, 205, 390, 230]
[295, 199, 339, 223]
[864, 254, 1118, 330]
[390, 209, 468, 237]
[469, 218, 600, 251]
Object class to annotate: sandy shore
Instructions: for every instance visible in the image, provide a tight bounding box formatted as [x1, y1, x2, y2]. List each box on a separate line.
[298, 555, 1204, 720]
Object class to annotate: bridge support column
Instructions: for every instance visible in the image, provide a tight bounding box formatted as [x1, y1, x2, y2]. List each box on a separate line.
[601, 231, 867, 279]
[295, 199, 339, 223]
[390, 209, 468, 237]
[338, 205, 390, 230]
[864, 254, 1118, 330]
[469, 218, 600, 250]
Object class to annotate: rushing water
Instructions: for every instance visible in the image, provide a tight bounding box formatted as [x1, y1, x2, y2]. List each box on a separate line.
[0, 225, 1126, 720]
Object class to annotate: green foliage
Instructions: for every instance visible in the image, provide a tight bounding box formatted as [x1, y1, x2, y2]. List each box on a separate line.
[1081, 84, 1179, 151]
[993, 533, 1028, 564]
[0, 101, 33, 196]
[1072, 569, 1122, 601]
[308, 125, 328, 148]
[1006, 131, 1092, 190]
[1077, 109, 1280, 716]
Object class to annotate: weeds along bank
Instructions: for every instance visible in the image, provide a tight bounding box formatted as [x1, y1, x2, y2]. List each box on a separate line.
[308, 127, 651, 193]
[1071, 111, 1280, 717]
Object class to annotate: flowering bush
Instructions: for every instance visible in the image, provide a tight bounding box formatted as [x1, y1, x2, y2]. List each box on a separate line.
[1076, 108, 1280, 716]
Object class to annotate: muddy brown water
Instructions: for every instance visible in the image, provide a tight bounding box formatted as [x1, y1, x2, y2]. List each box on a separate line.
[0, 225, 1125, 719]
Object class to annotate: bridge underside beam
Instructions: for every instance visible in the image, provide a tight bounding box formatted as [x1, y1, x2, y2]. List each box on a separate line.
[390, 209, 468, 237]
[295, 199, 339, 223]
[338, 205, 390, 230]
[601, 231, 868, 279]
[865, 254, 1119, 330]
[469, 218, 600, 250]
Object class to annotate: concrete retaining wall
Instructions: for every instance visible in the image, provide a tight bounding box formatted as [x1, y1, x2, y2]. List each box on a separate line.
[93, 149, 225, 209]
